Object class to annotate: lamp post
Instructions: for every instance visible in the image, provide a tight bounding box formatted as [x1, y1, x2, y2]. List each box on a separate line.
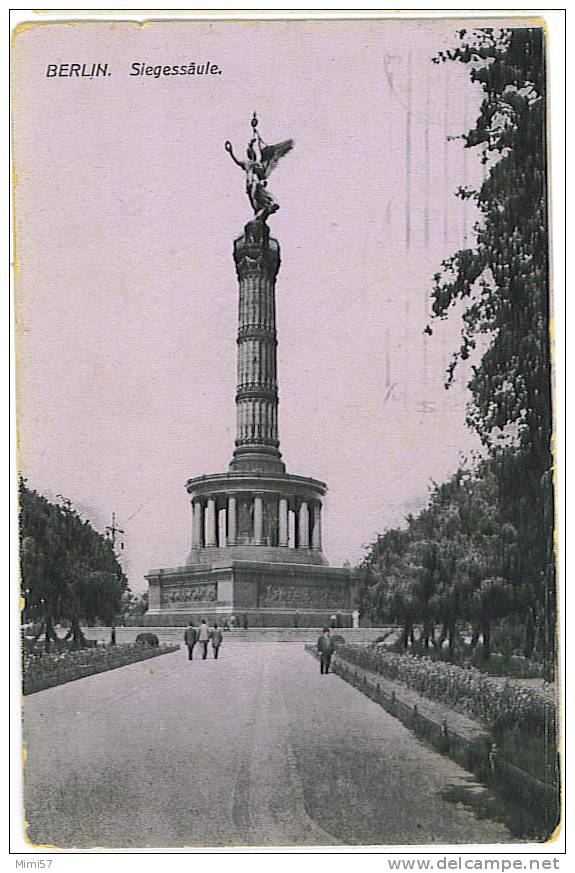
[106, 513, 125, 637]
[105, 512, 125, 550]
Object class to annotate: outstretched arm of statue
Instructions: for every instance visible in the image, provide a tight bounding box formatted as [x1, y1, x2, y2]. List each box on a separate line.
[225, 141, 246, 170]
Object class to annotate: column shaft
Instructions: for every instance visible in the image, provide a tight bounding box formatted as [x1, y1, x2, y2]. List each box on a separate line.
[278, 498, 289, 546]
[227, 497, 237, 546]
[312, 503, 322, 550]
[205, 498, 217, 547]
[230, 222, 284, 473]
[253, 496, 263, 545]
[192, 501, 204, 548]
[298, 501, 310, 549]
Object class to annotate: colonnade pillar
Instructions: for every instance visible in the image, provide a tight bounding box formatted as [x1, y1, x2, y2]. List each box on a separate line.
[312, 503, 322, 550]
[298, 501, 310, 549]
[205, 497, 217, 547]
[278, 498, 289, 547]
[192, 500, 204, 548]
[253, 495, 263, 545]
[192, 493, 323, 552]
[227, 496, 237, 546]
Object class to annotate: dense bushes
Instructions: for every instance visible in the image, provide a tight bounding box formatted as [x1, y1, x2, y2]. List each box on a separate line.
[338, 643, 557, 786]
[19, 480, 130, 650]
[23, 642, 177, 693]
[395, 641, 544, 679]
[337, 644, 554, 739]
[330, 635, 346, 648]
[135, 632, 159, 647]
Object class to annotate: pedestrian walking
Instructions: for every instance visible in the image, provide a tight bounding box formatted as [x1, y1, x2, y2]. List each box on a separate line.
[489, 743, 499, 775]
[317, 627, 335, 675]
[197, 619, 210, 659]
[184, 622, 198, 660]
[211, 623, 223, 659]
[329, 613, 337, 629]
[242, 613, 249, 630]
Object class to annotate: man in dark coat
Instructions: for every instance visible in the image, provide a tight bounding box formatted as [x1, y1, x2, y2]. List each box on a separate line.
[211, 623, 223, 659]
[184, 622, 198, 660]
[317, 627, 335, 675]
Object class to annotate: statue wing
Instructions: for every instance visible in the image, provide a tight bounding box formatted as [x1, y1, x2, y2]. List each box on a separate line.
[261, 139, 294, 177]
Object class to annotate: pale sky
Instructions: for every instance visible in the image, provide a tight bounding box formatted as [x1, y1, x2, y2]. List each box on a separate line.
[14, 18, 520, 591]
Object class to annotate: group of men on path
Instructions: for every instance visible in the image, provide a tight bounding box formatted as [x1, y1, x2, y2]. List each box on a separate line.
[184, 620, 223, 660]
[184, 620, 337, 673]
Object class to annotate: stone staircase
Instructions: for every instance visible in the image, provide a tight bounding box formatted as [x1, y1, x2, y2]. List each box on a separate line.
[84, 626, 396, 645]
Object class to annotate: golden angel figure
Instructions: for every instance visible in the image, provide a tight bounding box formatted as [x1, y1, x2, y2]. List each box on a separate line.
[225, 112, 294, 222]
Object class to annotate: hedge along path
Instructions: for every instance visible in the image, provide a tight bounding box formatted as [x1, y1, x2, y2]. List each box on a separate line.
[23, 644, 180, 695]
[305, 646, 560, 837]
[334, 645, 555, 736]
[305, 646, 488, 745]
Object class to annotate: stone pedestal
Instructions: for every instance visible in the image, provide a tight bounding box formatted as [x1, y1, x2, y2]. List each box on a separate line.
[145, 561, 353, 627]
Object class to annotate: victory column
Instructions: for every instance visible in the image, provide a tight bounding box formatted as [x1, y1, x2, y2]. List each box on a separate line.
[145, 114, 353, 627]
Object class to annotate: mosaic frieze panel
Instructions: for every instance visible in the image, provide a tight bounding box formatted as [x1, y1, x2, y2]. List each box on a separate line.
[258, 582, 348, 608]
[162, 582, 218, 605]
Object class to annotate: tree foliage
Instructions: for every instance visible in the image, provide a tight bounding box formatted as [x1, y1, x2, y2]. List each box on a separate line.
[122, 590, 149, 616]
[359, 460, 532, 663]
[19, 479, 129, 647]
[429, 27, 550, 452]
[423, 26, 555, 674]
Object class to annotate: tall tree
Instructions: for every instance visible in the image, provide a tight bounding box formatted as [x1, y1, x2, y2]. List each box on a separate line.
[428, 27, 555, 675]
[358, 527, 412, 627]
[19, 480, 129, 649]
[360, 461, 520, 658]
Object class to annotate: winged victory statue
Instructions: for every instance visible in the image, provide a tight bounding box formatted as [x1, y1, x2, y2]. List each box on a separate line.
[225, 112, 294, 223]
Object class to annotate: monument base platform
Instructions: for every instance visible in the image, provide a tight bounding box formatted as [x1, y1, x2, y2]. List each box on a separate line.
[145, 560, 353, 628]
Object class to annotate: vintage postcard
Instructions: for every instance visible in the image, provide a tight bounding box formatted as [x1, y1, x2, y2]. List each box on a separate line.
[12, 11, 562, 853]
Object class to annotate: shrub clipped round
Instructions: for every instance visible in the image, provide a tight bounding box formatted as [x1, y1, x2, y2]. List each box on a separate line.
[331, 634, 346, 648]
[135, 632, 159, 647]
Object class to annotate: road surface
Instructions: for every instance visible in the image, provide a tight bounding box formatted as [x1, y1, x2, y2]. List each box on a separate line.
[23, 642, 513, 848]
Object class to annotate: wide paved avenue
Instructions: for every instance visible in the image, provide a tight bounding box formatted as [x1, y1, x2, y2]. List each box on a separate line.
[23, 643, 512, 848]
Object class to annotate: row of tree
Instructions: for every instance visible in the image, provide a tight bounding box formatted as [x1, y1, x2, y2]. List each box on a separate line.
[357, 458, 548, 665]
[358, 27, 556, 677]
[19, 479, 134, 650]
